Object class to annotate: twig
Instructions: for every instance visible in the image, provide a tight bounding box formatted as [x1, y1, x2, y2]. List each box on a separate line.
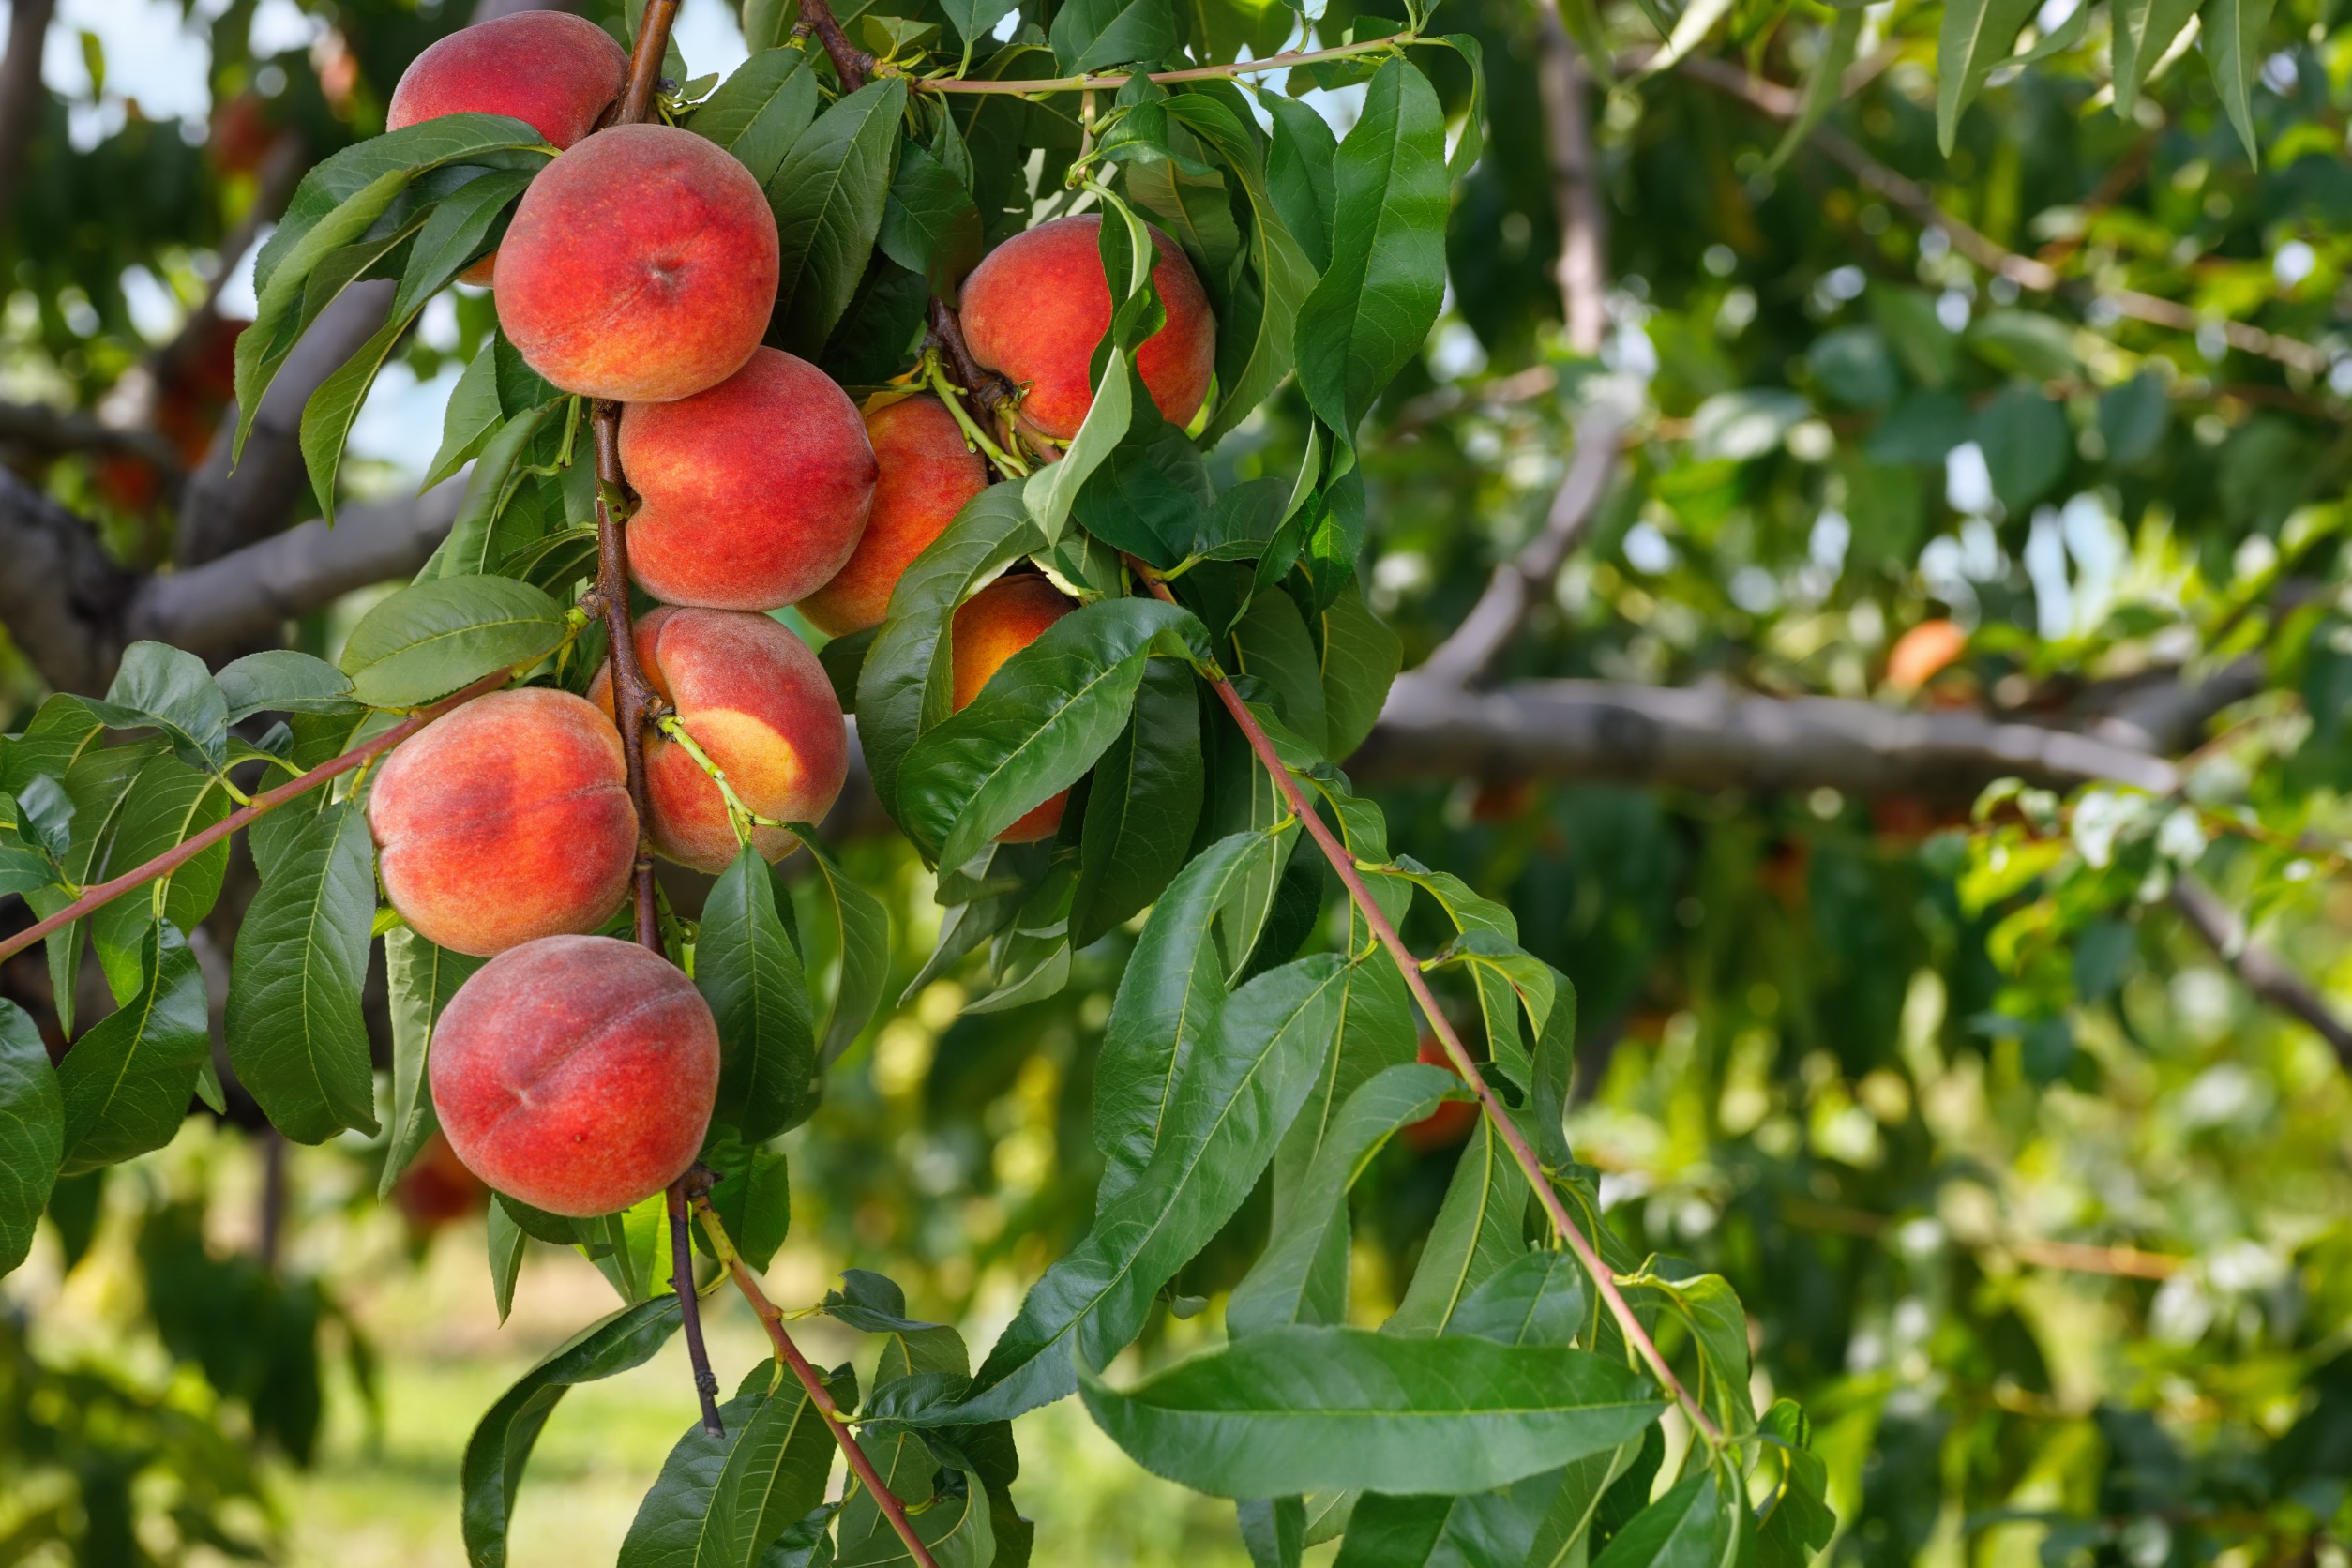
[1779, 1199, 2183, 1279]
[0, 663, 518, 967]
[0, 400, 188, 476]
[1666, 54, 2332, 376]
[1531, 2, 1606, 354]
[798, 0, 874, 89]
[1131, 565, 1726, 1446]
[2169, 873, 2352, 1067]
[691, 1186, 943, 1568]
[1415, 403, 1623, 687]
[916, 33, 1410, 93]
[0, 0, 53, 223]
[596, 0, 721, 1441]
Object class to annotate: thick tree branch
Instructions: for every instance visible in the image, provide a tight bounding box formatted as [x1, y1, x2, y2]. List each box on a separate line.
[1356, 673, 2185, 798]
[1669, 53, 2332, 376]
[0, 468, 136, 696]
[0, 399, 188, 476]
[1415, 404, 1624, 687]
[0, 0, 53, 223]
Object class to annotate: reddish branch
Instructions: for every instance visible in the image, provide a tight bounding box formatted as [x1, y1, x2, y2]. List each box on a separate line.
[0, 663, 518, 968]
[797, 0, 874, 91]
[692, 1186, 943, 1568]
[1132, 565, 1726, 1445]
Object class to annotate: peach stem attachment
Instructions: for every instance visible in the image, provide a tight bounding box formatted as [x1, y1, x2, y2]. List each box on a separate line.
[691, 1184, 945, 1568]
[1128, 560, 1727, 1448]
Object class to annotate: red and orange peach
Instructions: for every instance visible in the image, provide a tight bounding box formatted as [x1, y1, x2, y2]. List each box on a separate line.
[958, 215, 1217, 443]
[430, 934, 718, 1217]
[950, 573, 1078, 842]
[620, 346, 879, 611]
[799, 394, 988, 637]
[589, 607, 848, 873]
[495, 123, 778, 402]
[368, 688, 638, 957]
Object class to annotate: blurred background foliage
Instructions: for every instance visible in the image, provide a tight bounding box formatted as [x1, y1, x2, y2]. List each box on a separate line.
[10, 0, 2352, 1558]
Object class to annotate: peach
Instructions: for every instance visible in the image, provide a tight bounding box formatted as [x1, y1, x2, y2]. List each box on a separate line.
[430, 935, 718, 1217]
[368, 688, 638, 957]
[1886, 618, 1968, 694]
[589, 608, 848, 873]
[950, 573, 1078, 842]
[495, 123, 778, 401]
[958, 215, 1217, 444]
[386, 11, 629, 284]
[799, 395, 988, 636]
[1400, 1035, 1479, 1152]
[620, 346, 879, 611]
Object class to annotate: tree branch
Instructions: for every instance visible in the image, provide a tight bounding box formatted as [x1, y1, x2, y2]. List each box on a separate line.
[2167, 874, 2352, 1068]
[1532, 3, 1606, 355]
[0, 467, 137, 696]
[1414, 404, 1624, 687]
[1668, 53, 2332, 377]
[0, 399, 188, 477]
[0, 0, 53, 224]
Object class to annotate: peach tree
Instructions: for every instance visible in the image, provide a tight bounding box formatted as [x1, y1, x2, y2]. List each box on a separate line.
[0, 1, 1839, 1564]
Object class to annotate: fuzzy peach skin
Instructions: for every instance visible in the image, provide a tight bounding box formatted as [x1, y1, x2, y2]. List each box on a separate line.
[494, 123, 778, 402]
[589, 607, 848, 872]
[958, 215, 1217, 444]
[430, 935, 718, 1217]
[387, 11, 629, 285]
[950, 573, 1078, 843]
[799, 395, 988, 637]
[620, 346, 879, 611]
[368, 689, 638, 957]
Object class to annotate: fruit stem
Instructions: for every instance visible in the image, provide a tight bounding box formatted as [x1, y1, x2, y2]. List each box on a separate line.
[921, 349, 1028, 478]
[1127, 560, 1727, 1448]
[0, 663, 518, 968]
[691, 1186, 944, 1568]
[601, 0, 723, 1445]
[919, 31, 1412, 94]
[656, 712, 788, 845]
[797, 0, 876, 90]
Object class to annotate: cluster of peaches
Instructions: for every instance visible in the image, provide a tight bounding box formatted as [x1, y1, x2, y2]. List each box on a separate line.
[357, 12, 1215, 1218]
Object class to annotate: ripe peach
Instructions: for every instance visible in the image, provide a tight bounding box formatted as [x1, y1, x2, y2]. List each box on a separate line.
[958, 215, 1216, 443]
[386, 11, 629, 284]
[589, 608, 848, 873]
[1400, 1035, 1479, 1152]
[619, 347, 878, 611]
[495, 123, 778, 401]
[950, 573, 1078, 842]
[800, 395, 988, 637]
[368, 688, 638, 957]
[1886, 618, 1968, 694]
[430, 935, 718, 1217]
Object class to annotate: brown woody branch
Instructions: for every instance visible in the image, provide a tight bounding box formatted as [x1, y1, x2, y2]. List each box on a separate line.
[798, 0, 875, 91]
[0, 0, 52, 223]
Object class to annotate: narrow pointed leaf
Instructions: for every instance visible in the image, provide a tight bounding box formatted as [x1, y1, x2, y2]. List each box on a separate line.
[56, 921, 208, 1175]
[380, 927, 483, 1198]
[700, 848, 819, 1144]
[0, 1000, 61, 1276]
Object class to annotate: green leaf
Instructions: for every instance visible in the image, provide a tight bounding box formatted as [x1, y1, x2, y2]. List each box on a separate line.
[1935, 0, 2040, 154]
[1092, 831, 1287, 1201]
[2201, 0, 2276, 162]
[427, 401, 565, 580]
[1240, 1498, 1305, 1568]
[1449, 1251, 1590, 1348]
[1071, 656, 1203, 948]
[427, 341, 506, 489]
[1068, 379, 1214, 570]
[900, 599, 1205, 869]
[700, 848, 820, 1144]
[952, 952, 1349, 1423]
[1262, 98, 1337, 276]
[1051, 0, 1177, 73]
[1023, 200, 1163, 547]
[942, 0, 1021, 49]
[688, 48, 819, 187]
[837, 1466, 997, 1568]
[488, 1199, 526, 1323]
[1331, 1478, 1557, 1568]
[0, 1000, 62, 1277]
[380, 927, 483, 1199]
[223, 798, 380, 1143]
[1590, 1466, 1742, 1568]
[1080, 1323, 1663, 1498]
[1316, 585, 1400, 761]
[85, 641, 229, 773]
[216, 650, 360, 722]
[55, 921, 207, 1175]
[697, 1129, 792, 1274]
[1270, 941, 1414, 1220]
[1387, 1118, 1530, 1336]
[1293, 59, 1449, 438]
[1229, 1062, 1467, 1338]
[770, 78, 910, 355]
[1975, 383, 2070, 514]
[1755, 1401, 1836, 1568]
[859, 481, 1044, 820]
[1768, 8, 1861, 171]
[339, 575, 563, 707]
[1233, 592, 1330, 756]
[880, 141, 985, 296]
[24, 740, 161, 1036]
[86, 750, 232, 1002]
[1629, 1270, 1753, 1437]
[2113, 0, 2200, 114]
[785, 828, 891, 1068]
[617, 1364, 842, 1568]
[462, 1297, 684, 1568]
